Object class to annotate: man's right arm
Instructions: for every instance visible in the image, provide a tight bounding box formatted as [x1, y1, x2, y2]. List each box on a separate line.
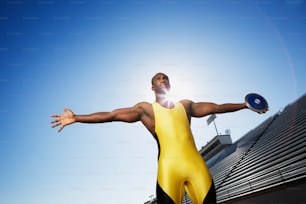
[76, 106, 142, 123]
[51, 104, 144, 132]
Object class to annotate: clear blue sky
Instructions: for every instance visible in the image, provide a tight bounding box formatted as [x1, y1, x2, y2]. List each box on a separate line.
[0, 0, 305, 203]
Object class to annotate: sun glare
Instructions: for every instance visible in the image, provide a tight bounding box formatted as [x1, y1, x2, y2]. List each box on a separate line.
[168, 73, 197, 102]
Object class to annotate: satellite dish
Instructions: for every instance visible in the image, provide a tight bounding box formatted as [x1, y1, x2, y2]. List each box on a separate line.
[225, 129, 231, 135]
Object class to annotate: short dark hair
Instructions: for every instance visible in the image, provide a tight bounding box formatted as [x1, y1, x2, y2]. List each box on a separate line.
[151, 72, 168, 85]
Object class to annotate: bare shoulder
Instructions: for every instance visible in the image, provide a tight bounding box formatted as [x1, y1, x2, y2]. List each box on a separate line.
[179, 99, 194, 113]
[134, 101, 152, 109]
[133, 102, 155, 127]
[134, 102, 154, 115]
[179, 99, 194, 107]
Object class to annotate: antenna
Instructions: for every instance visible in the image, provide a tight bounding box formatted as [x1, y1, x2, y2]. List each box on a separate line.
[207, 114, 219, 135]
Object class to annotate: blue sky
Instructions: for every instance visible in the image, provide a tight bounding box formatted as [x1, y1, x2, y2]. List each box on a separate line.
[0, 0, 305, 203]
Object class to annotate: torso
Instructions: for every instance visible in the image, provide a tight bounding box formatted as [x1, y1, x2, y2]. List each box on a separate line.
[138, 100, 192, 136]
[152, 101, 197, 154]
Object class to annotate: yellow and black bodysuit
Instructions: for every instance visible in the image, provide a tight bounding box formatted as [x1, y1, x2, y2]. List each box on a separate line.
[152, 102, 216, 204]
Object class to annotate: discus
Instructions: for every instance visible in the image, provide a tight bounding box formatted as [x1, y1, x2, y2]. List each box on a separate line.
[245, 93, 268, 113]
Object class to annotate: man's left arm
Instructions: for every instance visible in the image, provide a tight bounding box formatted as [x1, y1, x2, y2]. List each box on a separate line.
[190, 101, 247, 118]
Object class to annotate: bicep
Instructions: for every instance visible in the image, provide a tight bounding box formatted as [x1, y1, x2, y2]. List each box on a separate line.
[112, 106, 142, 123]
[191, 102, 218, 117]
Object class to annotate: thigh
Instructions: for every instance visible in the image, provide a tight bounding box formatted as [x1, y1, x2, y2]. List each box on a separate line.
[185, 180, 216, 204]
[156, 182, 175, 204]
[185, 162, 216, 204]
[156, 166, 185, 204]
[202, 183, 216, 204]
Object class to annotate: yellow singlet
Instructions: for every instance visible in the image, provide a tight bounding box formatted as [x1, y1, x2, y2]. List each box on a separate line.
[152, 102, 215, 204]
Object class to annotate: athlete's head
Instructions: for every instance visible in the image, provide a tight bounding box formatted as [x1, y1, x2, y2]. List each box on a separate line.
[151, 72, 171, 94]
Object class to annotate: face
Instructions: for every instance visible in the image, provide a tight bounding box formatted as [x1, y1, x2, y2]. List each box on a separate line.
[151, 73, 171, 94]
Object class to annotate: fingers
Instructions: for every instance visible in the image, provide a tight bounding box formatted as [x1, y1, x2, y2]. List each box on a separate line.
[50, 119, 59, 124]
[51, 107, 69, 133]
[51, 114, 60, 117]
[50, 120, 65, 133]
[51, 106, 70, 118]
[64, 107, 72, 113]
[50, 117, 63, 132]
[256, 110, 264, 114]
[58, 125, 65, 133]
[50, 118, 62, 128]
[51, 122, 61, 128]
[257, 108, 268, 114]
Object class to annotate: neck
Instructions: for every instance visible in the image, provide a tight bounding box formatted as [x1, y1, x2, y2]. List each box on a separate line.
[155, 93, 175, 108]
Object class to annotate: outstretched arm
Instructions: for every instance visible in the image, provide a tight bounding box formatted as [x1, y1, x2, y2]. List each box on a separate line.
[190, 102, 247, 118]
[51, 104, 143, 132]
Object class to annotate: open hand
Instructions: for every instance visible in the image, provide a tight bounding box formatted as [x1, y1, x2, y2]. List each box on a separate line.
[51, 107, 76, 132]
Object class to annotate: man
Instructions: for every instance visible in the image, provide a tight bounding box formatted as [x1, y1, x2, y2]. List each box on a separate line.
[51, 72, 267, 204]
